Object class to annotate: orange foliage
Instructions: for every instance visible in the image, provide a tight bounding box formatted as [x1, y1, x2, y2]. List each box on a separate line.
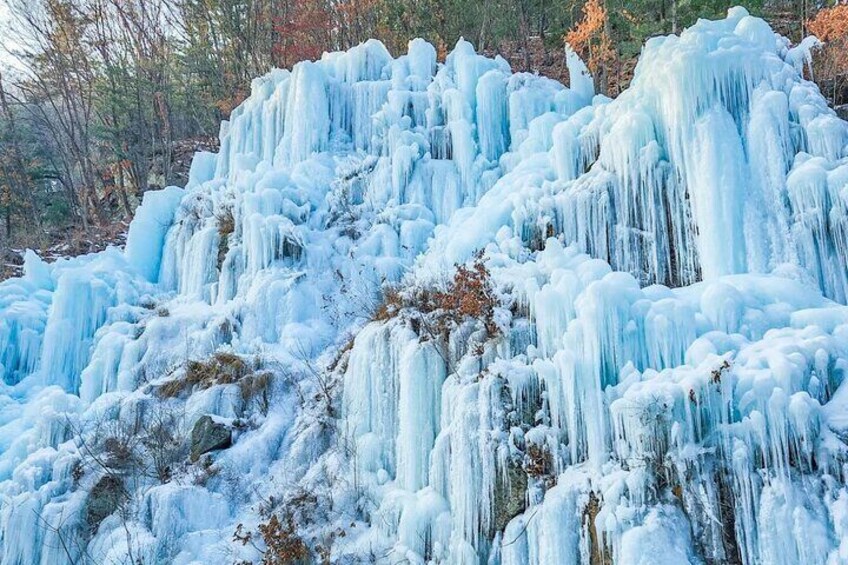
[234, 514, 310, 564]
[451, 258, 497, 332]
[375, 254, 499, 337]
[272, 0, 332, 69]
[807, 4, 848, 41]
[564, 0, 616, 92]
[214, 89, 248, 115]
[564, 0, 607, 50]
[807, 4, 848, 105]
[257, 514, 310, 563]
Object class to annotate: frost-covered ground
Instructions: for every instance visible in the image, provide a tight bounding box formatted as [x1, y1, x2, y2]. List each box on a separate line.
[2, 7, 848, 564]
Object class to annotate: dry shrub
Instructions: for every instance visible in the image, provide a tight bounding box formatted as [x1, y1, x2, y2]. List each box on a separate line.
[258, 514, 310, 564]
[217, 207, 235, 271]
[452, 258, 497, 332]
[76, 407, 187, 492]
[234, 515, 309, 564]
[524, 442, 553, 479]
[157, 351, 251, 399]
[141, 412, 187, 483]
[239, 371, 273, 414]
[233, 490, 319, 564]
[102, 436, 138, 470]
[808, 4, 848, 105]
[217, 208, 235, 237]
[372, 286, 403, 321]
[374, 253, 499, 338]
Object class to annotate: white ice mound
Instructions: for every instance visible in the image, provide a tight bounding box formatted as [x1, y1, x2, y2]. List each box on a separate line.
[0, 6, 848, 565]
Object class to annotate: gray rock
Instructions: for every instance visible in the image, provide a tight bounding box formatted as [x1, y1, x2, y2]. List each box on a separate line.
[836, 104, 848, 121]
[85, 474, 126, 534]
[491, 459, 527, 534]
[190, 415, 232, 461]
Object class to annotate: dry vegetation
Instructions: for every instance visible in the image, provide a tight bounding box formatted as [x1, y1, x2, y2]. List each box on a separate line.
[565, 0, 619, 94]
[524, 442, 554, 480]
[156, 351, 270, 402]
[239, 514, 310, 564]
[216, 207, 235, 271]
[233, 490, 325, 565]
[0, 221, 129, 281]
[807, 3, 848, 106]
[376, 253, 500, 338]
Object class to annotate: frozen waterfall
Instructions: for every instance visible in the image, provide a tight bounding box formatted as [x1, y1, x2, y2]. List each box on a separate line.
[1, 6, 848, 565]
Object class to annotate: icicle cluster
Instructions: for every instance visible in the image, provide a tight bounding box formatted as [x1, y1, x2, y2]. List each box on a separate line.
[0, 6, 847, 565]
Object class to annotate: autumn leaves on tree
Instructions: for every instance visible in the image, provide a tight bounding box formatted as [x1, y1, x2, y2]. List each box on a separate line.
[807, 3, 848, 106]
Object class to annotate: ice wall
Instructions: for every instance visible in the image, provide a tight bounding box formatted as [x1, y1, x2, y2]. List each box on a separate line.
[0, 6, 847, 565]
[421, 7, 848, 299]
[337, 238, 848, 563]
[327, 8, 848, 564]
[0, 31, 592, 564]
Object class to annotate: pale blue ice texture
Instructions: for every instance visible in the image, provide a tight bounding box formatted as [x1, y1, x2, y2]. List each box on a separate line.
[1, 7, 848, 564]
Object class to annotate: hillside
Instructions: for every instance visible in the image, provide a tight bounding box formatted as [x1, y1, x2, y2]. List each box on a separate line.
[1, 7, 848, 564]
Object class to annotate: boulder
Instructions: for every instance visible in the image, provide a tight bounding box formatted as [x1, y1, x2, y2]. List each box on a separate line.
[190, 415, 232, 461]
[85, 474, 126, 534]
[492, 459, 528, 533]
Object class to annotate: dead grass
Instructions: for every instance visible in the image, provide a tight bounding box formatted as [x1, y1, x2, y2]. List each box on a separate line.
[237, 370, 271, 399]
[216, 208, 235, 271]
[156, 351, 252, 399]
[327, 337, 356, 374]
[524, 443, 553, 479]
[372, 287, 403, 322]
[233, 490, 319, 564]
[373, 252, 500, 338]
[239, 371, 273, 414]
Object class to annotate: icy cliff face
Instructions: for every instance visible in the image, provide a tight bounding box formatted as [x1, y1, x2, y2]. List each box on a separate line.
[2, 6, 848, 564]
